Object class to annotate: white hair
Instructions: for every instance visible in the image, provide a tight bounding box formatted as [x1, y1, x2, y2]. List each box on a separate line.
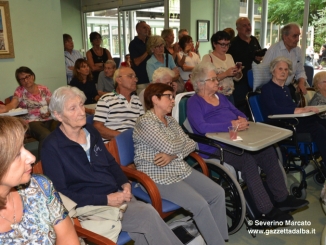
[191, 62, 218, 92]
[152, 67, 175, 83]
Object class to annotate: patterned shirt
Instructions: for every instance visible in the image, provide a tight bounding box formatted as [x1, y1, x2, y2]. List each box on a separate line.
[309, 92, 326, 119]
[13, 84, 52, 122]
[0, 175, 68, 245]
[94, 90, 144, 143]
[133, 110, 195, 185]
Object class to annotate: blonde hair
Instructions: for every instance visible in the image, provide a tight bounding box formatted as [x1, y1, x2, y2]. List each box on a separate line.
[0, 116, 27, 208]
[146, 35, 165, 55]
[313, 71, 326, 92]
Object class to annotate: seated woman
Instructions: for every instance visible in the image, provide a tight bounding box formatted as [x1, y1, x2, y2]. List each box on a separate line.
[202, 31, 242, 104]
[133, 83, 228, 245]
[177, 35, 201, 82]
[309, 71, 326, 119]
[41, 86, 184, 245]
[261, 56, 326, 173]
[0, 66, 54, 159]
[187, 62, 308, 222]
[0, 116, 79, 244]
[86, 32, 113, 83]
[70, 58, 100, 114]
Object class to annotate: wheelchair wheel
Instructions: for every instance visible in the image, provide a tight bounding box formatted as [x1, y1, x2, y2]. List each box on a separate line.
[313, 172, 325, 186]
[194, 160, 246, 235]
[290, 183, 307, 199]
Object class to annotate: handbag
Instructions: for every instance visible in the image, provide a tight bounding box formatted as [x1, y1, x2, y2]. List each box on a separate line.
[168, 216, 205, 245]
[165, 52, 185, 93]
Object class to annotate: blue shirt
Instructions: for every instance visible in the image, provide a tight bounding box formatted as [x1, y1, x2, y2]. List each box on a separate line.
[146, 53, 176, 82]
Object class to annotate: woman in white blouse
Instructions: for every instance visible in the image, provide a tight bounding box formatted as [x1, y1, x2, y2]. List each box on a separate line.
[202, 31, 242, 104]
[133, 83, 228, 245]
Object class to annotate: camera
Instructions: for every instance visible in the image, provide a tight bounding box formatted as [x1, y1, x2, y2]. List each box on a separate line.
[254, 48, 267, 57]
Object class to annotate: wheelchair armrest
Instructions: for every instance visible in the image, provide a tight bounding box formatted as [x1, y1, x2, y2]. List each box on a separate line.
[74, 225, 116, 245]
[120, 166, 163, 215]
[188, 152, 209, 177]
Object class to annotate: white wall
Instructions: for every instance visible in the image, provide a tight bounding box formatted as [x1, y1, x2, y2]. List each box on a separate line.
[0, 0, 66, 100]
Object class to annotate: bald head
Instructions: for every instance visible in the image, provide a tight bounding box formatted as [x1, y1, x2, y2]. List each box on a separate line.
[236, 17, 252, 40]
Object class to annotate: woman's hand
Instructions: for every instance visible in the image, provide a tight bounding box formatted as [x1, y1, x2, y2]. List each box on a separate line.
[295, 106, 319, 114]
[154, 153, 176, 167]
[40, 112, 50, 119]
[172, 67, 180, 77]
[231, 116, 249, 131]
[225, 67, 238, 77]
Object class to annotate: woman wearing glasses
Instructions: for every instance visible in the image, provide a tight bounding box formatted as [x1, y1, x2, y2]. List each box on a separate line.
[187, 62, 309, 223]
[70, 58, 100, 114]
[0, 66, 54, 159]
[202, 31, 242, 104]
[177, 35, 201, 82]
[133, 83, 228, 245]
[86, 32, 113, 83]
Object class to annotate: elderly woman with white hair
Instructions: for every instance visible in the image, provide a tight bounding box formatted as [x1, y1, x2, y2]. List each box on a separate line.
[139, 67, 176, 108]
[261, 56, 326, 175]
[187, 62, 308, 222]
[41, 86, 184, 245]
[309, 71, 326, 119]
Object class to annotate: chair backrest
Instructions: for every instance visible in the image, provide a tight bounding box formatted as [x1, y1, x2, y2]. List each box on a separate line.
[304, 65, 314, 87]
[171, 91, 195, 125]
[86, 114, 94, 124]
[113, 128, 135, 166]
[247, 69, 254, 90]
[33, 161, 44, 174]
[299, 87, 316, 107]
[246, 92, 266, 123]
[113, 57, 121, 68]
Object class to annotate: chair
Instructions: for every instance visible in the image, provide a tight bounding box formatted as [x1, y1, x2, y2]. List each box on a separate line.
[32, 161, 119, 245]
[113, 57, 121, 68]
[108, 128, 209, 219]
[172, 92, 246, 235]
[299, 87, 316, 107]
[247, 91, 325, 199]
[247, 69, 254, 89]
[304, 65, 314, 87]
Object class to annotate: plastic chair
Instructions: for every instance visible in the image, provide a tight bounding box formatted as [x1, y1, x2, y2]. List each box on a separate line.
[108, 128, 209, 219]
[247, 91, 325, 199]
[247, 69, 254, 90]
[32, 161, 120, 245]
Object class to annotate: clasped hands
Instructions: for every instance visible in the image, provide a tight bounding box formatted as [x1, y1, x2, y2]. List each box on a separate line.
[107, 183, 132, 207]
[231, 116, 249, 131]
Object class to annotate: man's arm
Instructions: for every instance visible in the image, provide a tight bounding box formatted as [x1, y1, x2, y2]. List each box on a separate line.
[133, 51, 149, 67]
[93, 121, 120, 140]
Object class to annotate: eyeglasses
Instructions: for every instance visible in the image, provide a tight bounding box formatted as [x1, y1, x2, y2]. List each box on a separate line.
[204, 77, 219, 82]
[119, 74, 138, 81]
[216, 42, 231, 48]
[160, 93, 175, 100]
[19, 74, 32, 83]
[155, 44, 164, 49]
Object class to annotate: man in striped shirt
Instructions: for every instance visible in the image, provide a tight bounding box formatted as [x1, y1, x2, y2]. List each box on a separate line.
[93, 66, 144, 143]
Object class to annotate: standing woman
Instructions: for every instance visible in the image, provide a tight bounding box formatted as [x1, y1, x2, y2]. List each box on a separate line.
[86, 32, 113, 83]
[202, 31, 242, 104]
[0, 116, 79, 244]
[70, 58, 100, 114]
[0, 67, 54, 159]
[133, 83, 228, 245]
[177, 35, 201, 82]
[161, 28, 179, 61]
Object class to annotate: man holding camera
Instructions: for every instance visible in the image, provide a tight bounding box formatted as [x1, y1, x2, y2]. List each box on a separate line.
[262, 23, 307, 97]
[228, 17, 265, 117]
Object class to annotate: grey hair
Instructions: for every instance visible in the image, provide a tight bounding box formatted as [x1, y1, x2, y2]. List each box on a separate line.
[105, 59, 116, 68]
[269, 56, 293, 76]
[191, 62, 218, 93]
[281, 23, 300, 40]
[152, 67, 175, 83]
[313, 71, 326, 92]
[113, 66, 131, 87]
[49, 86, 86, 120]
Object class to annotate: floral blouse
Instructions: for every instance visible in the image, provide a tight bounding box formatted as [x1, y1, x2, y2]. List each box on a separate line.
[0, 175, 68, 245]
[13, 84, 52, 122]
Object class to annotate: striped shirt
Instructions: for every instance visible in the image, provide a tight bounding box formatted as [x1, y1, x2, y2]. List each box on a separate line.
[94, 90, 144, 143]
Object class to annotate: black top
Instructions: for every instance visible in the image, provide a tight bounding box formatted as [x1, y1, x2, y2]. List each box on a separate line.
[90, 48, 109, 83]
[70, 78, 98, 105]
[129, 36, 151, 84]
[227, 35, 262, 105]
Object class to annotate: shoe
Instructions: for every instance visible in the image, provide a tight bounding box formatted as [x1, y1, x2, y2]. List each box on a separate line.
[275, 195, 309, 212]
[261, 207, 293, 222]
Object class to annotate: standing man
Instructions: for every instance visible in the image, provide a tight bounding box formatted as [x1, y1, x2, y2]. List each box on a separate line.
[93, 66, 144, 143]
[228, 17, 264, 116]
[262, 23, 307, 96]
[129, 21, 151, 95]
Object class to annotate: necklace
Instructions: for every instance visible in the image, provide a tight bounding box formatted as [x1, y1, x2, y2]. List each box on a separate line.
[0, 193, 19, 230]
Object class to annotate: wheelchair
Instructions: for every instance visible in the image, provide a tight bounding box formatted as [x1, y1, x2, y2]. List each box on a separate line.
[172, 92, 289, 236]
[246, 90, 326, 200]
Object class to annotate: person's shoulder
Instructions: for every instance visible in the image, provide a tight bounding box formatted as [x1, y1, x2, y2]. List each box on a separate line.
[99, 92, 118, 103]
[69, 78, 79, 85]
[261, 80, 273, 90]
[43, 127, 59, 146]
[31, 174, 53, 186]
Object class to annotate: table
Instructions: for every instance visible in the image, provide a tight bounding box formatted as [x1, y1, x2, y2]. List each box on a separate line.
[0, 108, 28, 117]
[206, 122, 292, 151]
[268, 105, 326, 119]
[84, 104, 96, 110]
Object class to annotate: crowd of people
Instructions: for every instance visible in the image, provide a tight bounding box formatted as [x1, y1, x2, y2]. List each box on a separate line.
[1, 17, 323, 244]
